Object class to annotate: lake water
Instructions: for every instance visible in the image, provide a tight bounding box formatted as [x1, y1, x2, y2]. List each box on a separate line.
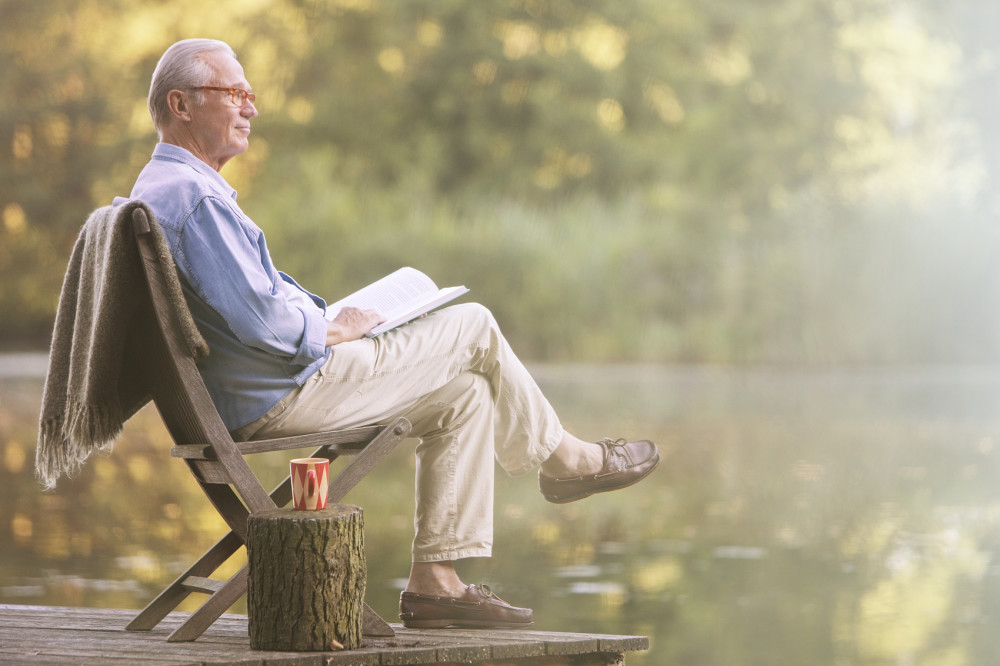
[3, 356, 1000, 665]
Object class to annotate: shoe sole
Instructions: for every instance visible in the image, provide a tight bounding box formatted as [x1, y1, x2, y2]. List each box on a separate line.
[542, 451, 661, 504]
[401, 619, 534, 629]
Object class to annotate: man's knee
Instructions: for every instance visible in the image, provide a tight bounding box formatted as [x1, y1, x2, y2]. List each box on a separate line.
[448, 302, 499, 334]
[408, 372, 493, 437]
[436, 372, 492, 417]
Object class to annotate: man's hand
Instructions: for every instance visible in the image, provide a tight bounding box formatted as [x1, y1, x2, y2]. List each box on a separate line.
[326, 307, 384, 346]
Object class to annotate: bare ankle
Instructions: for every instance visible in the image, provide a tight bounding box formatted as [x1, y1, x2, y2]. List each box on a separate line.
[541, 437, 603, 478]
[406, 561, 467, 598]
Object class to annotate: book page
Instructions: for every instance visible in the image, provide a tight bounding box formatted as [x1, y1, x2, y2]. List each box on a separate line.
[325, 267, 469, 336]
[325, 267, 438, 319]
[366, 285, 469, 336]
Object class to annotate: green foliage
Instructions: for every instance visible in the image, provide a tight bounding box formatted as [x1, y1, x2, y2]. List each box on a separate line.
[0, 0, 996, 362]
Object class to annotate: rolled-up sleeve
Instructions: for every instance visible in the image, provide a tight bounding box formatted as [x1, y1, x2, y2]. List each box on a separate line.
[177, 196, 328, 367]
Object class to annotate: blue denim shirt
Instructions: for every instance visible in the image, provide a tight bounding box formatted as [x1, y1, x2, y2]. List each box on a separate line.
[113, 143, 330, 431]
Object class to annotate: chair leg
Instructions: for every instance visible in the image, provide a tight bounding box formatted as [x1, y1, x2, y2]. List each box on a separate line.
[126, 531, 243, 631]
[130, 417, 412, 640]
[129, 456, 309, 634]
[163, 561, 395, 641]
[362, 603, 397, 637]
[328, 417, 411, 502]
[167, 566, 248, 642]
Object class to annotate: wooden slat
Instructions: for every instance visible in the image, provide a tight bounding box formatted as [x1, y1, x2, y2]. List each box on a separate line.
[133, 209, 275, 515]
[167, 568, 249, 643]
[171, 427, 381, 459]
[329, 417, 411, 503]
[126, 532, 243, 632]
[237, 427, 378, 453]
[404, 627, 548, 660]
[1, 604, 649, 665]
[186, 459, 231, 484]
[180, 576, 225, 594]
[199, 482, 252, 542]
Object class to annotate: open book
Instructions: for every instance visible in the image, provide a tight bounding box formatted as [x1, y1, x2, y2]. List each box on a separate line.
[324, 267, 469, 337]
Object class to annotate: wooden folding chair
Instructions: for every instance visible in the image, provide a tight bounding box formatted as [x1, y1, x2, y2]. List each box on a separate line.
[123, 206, 411, 642]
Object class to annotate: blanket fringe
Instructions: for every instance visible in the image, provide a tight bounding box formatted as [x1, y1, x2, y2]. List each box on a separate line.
[35, 201, 208, 488]
[35, 403, 124, 490]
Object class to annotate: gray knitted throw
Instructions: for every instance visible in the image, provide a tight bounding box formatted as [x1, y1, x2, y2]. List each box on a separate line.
[35, 201, 208, 489]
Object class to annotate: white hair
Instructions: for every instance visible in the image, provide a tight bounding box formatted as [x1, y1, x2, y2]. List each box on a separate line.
[148, 39, 236, 136]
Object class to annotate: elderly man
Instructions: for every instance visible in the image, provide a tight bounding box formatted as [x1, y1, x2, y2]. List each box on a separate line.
[119, 38, 659, 629]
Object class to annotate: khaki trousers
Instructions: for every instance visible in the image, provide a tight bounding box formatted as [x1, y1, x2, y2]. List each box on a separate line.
[232, 303, 564, 562]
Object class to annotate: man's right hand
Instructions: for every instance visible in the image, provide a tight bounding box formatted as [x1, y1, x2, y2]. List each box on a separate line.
[326, 306, 384, 346]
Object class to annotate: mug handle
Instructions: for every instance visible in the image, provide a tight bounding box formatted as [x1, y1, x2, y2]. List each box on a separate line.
[307, 469, 317, 499]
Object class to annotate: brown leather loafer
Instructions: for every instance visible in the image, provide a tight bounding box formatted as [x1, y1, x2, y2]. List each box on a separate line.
[539, 438, 659, 504]
[399, 584, 533, 629]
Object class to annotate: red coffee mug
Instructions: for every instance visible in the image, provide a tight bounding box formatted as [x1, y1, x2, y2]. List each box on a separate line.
[290, 458, 329, 510]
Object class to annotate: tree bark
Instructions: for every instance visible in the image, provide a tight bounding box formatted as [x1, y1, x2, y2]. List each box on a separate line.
[247, 505, 366, 651]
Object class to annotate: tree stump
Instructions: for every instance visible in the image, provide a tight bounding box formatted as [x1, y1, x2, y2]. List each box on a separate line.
[247, 505, 366, 651]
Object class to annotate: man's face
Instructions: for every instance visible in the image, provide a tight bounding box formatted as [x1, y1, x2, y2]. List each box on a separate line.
[187, 51, 257, 170]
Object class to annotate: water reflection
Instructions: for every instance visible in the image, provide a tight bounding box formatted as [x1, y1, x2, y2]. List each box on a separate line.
[4, 359, 1000, 664]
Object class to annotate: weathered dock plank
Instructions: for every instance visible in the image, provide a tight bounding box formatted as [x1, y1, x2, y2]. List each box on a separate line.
[0, 605, 648, 665]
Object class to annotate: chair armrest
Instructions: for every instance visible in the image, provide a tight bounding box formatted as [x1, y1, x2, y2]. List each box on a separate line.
[171, 425, 386, 459]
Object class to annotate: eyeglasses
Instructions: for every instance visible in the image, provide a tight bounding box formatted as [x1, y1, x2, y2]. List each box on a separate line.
[192, 86, 256, 106]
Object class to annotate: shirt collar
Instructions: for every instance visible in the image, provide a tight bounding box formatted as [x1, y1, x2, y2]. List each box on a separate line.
[151, 142, 239, 200]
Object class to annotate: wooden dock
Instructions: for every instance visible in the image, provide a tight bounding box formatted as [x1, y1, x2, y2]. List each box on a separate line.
[0, 605, 648, 664]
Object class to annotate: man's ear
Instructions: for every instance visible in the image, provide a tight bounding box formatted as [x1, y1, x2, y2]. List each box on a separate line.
[166, 89, 194, 122]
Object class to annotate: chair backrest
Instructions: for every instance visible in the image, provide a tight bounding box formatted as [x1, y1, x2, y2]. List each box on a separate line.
[130, 207, 274, 514]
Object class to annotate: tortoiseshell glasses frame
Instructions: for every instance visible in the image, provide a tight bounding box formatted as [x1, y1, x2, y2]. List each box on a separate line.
[191, 86, 256, 106]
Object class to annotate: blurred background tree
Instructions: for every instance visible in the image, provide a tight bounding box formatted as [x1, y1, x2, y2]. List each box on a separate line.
[1, 0, 997, 363]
